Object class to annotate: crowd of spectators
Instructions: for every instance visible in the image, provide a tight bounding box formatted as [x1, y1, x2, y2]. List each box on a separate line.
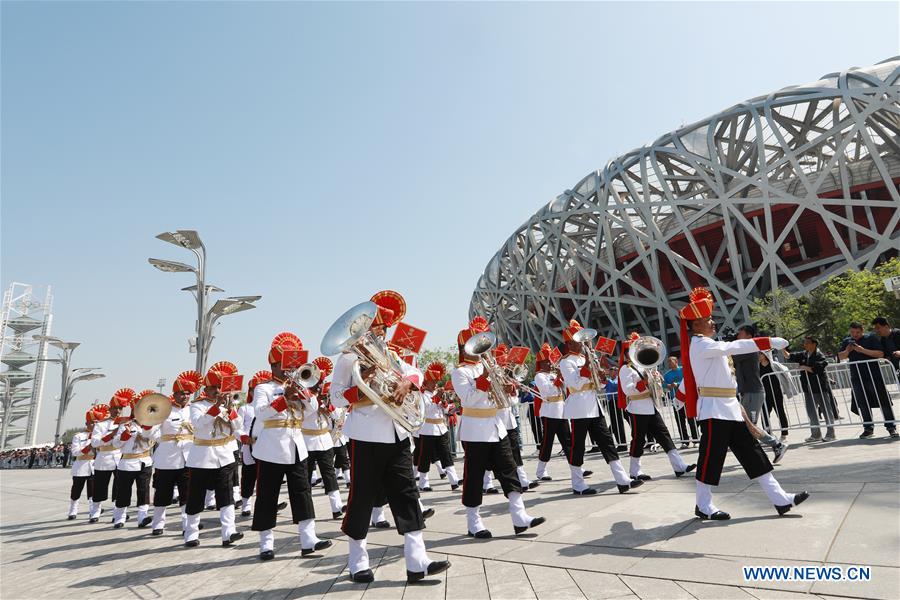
[0, 443, 68, 469]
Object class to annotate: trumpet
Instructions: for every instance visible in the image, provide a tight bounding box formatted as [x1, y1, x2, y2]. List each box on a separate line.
[462, 331, 511, 409]
[570, 327, 609, 415]
[627, 335, 667, 404]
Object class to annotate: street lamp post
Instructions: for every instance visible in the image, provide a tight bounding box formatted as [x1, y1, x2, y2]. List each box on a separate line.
[0, 374, 13, 451]
[150, 230, 260, 375]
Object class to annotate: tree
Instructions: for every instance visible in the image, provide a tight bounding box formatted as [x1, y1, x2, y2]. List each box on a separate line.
[749, 288, 806, 339]
[60, 427, 82, 445]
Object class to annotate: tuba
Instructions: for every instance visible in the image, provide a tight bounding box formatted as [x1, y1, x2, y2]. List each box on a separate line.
[571, 327, 609, 415]
[462, 331, 511, 409]
[321, 301, 425, 433]
[628, 336, 667, 403]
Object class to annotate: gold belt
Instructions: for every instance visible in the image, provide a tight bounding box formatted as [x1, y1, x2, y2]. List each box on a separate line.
[628, 391, 652, 401]
[74, 456, 94, 461]
[263, 419, 303, 429]
[352, 398, 374, 408]
[301, 427, 330, 435]
[567, 383, 595, 394]
[98, 445, 117, 452]
[425, 418, 445, 425]
[193, 436, 235, 447]
[463, 407, 498, 418]
[698, 386, 737, 398]
[121, 450, 151, 460]
[543, 395, 564, 403]
[159, 434, 193, 442]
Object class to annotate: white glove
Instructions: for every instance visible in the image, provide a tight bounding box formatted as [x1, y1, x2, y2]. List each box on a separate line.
[770, 337, 789, 350]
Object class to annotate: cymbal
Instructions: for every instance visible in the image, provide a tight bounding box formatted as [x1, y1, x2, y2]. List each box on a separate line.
[133, 393, 172, 427]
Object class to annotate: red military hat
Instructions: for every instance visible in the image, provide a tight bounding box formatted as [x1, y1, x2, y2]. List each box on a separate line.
[137, 389, 155, 401]
[424, 362, 446, 382]
[109, 388, 136, 408]
[268, 332, 303, 365]
[562, 319, 583, 342]
[678, 287, 715, 418]
[370, 290, 406, 329]
[173, 370, 202, 394]
[204, 361, 239, 387]
[493, 343, 509, 366]
[457, 316, 490, 346]
[86, 403, 110, 423]
[536, 343, 554, 363]
[313, 357, 334, 380]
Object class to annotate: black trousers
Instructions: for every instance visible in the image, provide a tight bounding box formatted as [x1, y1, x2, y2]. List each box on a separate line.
[628, 411, 676, 457]
[333, 444, 350, 471]
[763, 393, 789, 436]
[70, 475, 94, 501]
[606, 396, 629, 446]
[527, 404, 543, 443]
[92, 469, 117, 503]
[506, 427, 524, 467]
[673, 405, 700, 441]
[153, 468, 188, 507]
[231, 451, 241, 487]
[186, 462, 237, 516]
[417, 432, 454, 472]
[568, 416, 619, 467]
[538, 417, 571, 462]
[461, 437, 523, 507]
[115, 466, 152, 508]
[412, 436, 422, 468]
[696, 418, 772, 486]
[307, 449, 339, 493]
[342, 437, 424, 540]
[251, 454, 315, 531]
[240, 462, 257, 499]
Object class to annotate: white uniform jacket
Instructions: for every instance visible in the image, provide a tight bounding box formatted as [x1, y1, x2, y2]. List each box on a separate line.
[533, 371, 566, 419]
[688, 335, 766, 422]
[330, 406, 348, 446]
[559, 354, 601, 419]
[187, 399, 239, 468]
[251, 381, 309, 464]
[90, 419, 122, 471]
[113, 422, 160, 471]
[330, 351, 424, 444]
[301, 400, 334, 452]
[618, 364, 655, 415]
[70, 431, 94, 477]
[153, 405, 193, 469]
[237, 402, 256, 465]
[418, 390, 449, 436]
[451, 362, 507, 443]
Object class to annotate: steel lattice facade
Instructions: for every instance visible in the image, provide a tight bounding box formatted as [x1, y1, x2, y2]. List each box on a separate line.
[470, 58, 900, 349]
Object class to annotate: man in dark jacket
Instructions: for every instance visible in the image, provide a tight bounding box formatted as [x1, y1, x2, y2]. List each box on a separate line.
[839, 322, 896, 439]
[872, 317, 900, 371]
[785, 336, 835, 442]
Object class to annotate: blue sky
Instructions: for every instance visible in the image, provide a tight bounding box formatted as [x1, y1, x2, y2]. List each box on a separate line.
[2, 1, 897, 441]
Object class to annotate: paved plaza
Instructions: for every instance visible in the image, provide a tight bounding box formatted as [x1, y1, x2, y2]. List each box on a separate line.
[1, 429, 898, 600]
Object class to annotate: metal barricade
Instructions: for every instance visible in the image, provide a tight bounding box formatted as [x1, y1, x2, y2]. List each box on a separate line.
[759, 358, 899, 435]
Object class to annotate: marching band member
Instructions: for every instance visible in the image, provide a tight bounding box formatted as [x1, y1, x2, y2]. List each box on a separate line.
[184, 361, 244, 548]
[303, 357, 345, 519]
[678, 288, 809, 520]
[326, 382, 351, 487]
[236, 370, 270, 517]
[68, 406, 103, 520]
[617, 333, 695, 480]
[89, 388, 132, 523]
[559, 320, 637, 495]
[451, 316, 545, 540]
[251, 333, 328, 561]
[417, 362, 460, 491]
[493, 345, 536, 491]
[150, 371, 200, 535]
[112, 390, 160, 529]
[330, 291, 449, 584]
[533, 343, 572, 482]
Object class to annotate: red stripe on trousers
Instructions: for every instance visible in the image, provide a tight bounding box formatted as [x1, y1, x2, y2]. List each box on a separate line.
[699, 420, 712, 480]
[340, 440, 356, 531]
[569, 420, 576, 463]
[461, 441, 468, 503]
[629, 413, 636, 456]
[540, 417, 550, 458]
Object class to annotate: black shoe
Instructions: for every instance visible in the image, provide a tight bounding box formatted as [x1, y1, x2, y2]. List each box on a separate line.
[67, 515, 76, 521]
[350, 569, 374, 584]
[467, 529, 492, 539]
[259, 550, 274, 561]
[88, 517, 99, 524]
[450, 484, 459, 491]
[301, 539, 333, 556]
[151, 529, 163, 536]
[222, 531, 244, 546]
[633, 474, 652, 481]
[408, 559, 451, 583]
[333, 511, 343, 519]
[439, 473, 447, 479]
[420, 487, 433, 492]
[514, 516, 546, 535]
[694, 506, 730, 520]
[422, 508, 435, 519]
[205, 505, 216, 512]
[185, 539, 200, 547]
[241, 510, 251, 517]
[373, 520, 391, 529]
[539, 476, 552, 481]
[777, 491, 810, 515]
[573, 487, 597, 496]
[528, 481, 540, 489]
[138, 516, 152, 528]
[483, 488, 500, 495]
[675, 464, 697, 478]
[630, 479, 645, 489]
[859, 429, 875, 439]
[582, 470, 593, 478]
[113, 523, 124, 529]
[889, 430, 899, 439]
[276, 501, 288, 511]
